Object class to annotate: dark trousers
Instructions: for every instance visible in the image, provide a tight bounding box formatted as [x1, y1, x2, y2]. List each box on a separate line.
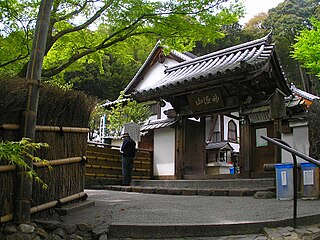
[122, 156, 133, 185]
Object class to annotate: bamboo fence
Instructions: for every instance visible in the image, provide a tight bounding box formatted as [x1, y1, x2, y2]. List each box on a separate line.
[0, 77, 96, 220]
[85, 142, 153, 187]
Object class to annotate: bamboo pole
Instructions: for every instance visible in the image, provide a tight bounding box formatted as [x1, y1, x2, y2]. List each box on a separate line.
[35, 126, 89, 133]
[30, 200, 58, 214]
[58, 192, 87, 204]
[1, 191, 87, 223]
[85, 164, 122, 170]
[0, 124, 89, 133]
[33, 156, 85, 168]
[16, 0, 54, 224]
[0, 165, 16, 172]
[0, 214, 13, 223]
[0, 157, 84, 172]
[1, 124, 20, 130]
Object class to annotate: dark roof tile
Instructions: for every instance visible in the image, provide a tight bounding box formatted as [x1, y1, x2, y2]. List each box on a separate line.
[132, 34, 278, 99]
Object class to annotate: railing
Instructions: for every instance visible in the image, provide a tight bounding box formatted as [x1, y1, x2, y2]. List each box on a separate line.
[261, 135, 320, 228]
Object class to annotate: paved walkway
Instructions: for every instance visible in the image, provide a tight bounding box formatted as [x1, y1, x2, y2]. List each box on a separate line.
[61, 189, 320, 239]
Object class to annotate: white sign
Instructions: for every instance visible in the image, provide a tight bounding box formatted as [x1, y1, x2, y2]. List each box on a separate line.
[256, 128, 268, 147]
[281, 171, 287, 186]
[303, 170, 314, 185]
[123, 122, 141, 142]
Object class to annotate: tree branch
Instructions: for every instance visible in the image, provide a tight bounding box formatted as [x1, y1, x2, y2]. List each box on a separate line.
[41, 0, 228, 77]
[55, 0, 88, 22]
[0, 54, 29, 68]
[45, 0, 115, 54]
[42, 29, 150, 77]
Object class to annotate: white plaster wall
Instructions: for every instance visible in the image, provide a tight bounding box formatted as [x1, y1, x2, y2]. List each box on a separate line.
[135, 59, 178, 91]
[153, 127, 175, 176]
[281, 123, 309, 164]
[160, 102, 174, 119]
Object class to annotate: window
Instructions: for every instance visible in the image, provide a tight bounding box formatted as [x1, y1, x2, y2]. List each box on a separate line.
[228, 120, 237, 142]
[149, 103, 161, 119]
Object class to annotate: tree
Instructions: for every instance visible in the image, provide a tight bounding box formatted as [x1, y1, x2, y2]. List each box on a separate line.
[0, 0, 243, 80]
[243, 13, 268, 39]
[63, 36, 154, 100]
[262, 0, 319, 91]
[192, 22, 252, 56]
[106, 92, 151, 136]
[292, 18, 320, 78]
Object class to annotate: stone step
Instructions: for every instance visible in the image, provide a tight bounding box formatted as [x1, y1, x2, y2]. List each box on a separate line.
[130, 178, 276, 190]
[55, 200, 95, 216]
[104, 185, 275, 197]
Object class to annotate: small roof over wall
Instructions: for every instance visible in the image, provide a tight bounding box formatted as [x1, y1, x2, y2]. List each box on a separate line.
[206, 141, 234, 151]
[291, 84, 320, 106]
[141, 118, 177, 131]
[127, 34, 291, 116]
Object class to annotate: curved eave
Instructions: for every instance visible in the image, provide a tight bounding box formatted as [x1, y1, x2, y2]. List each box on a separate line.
[131, 60, 268, 102]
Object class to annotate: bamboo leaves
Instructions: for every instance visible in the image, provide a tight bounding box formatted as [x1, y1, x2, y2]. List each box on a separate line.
[0, 138, 50, 189]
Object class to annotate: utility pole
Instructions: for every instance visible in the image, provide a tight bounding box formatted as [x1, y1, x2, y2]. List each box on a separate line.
[15, 0, 53, 223]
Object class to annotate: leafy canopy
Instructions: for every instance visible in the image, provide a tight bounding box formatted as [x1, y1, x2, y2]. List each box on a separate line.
[0, 0, 243, 79]
[106, 92, 151, 136]
[292, 18, 320, 77]
[242, 0, 319, 89]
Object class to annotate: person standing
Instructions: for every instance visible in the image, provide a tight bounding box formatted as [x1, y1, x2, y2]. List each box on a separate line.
[120, 133, 136, 186]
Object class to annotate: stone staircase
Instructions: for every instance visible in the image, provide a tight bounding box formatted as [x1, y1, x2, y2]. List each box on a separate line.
[104, 178, 276, 197]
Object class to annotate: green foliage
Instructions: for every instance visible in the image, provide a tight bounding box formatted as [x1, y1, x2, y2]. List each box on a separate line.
[63, 36, 154, 100]
[0, 138, 50, 189]
[240, 0, 319, 90]
[0, 0, 243, 81]
[243, 13, 268, 39]
[192, 22, 252, 55]
[106, 92, 151, 136]
[292, 18, 320, 77]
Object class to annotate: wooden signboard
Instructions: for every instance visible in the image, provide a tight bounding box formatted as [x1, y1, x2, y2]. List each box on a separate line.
[188, 89, 224, 112]
[123, 122, 141, 142]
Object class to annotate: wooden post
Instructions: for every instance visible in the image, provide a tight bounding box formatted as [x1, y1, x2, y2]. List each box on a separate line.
[239, 117, 251, 178]
[175, 118, 184, 179]
[16, 0, 54, 223]
[273, 119, 282, 163]
[270, 89, 286, 164]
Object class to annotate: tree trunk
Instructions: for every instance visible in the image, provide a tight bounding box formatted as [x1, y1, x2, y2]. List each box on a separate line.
[308, 100, 320, 160]
[15, 0, 53, 223]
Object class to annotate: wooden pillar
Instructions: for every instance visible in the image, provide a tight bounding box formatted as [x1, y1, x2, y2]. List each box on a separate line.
[175, 118, 184, 179]
[273, 119, 282, 163]
[239, 117, 251, 178]
[270, 89, 286, 164]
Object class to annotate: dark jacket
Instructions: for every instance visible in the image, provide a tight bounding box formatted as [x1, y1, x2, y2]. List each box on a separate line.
[121, 137, 136, 158]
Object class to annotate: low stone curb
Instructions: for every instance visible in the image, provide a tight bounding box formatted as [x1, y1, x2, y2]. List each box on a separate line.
[104, 185, 276, 198]
[108, 219, 320, 239]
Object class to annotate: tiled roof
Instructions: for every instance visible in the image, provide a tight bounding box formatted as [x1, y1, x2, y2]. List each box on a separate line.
[141, 119, 177, 131]
[101, 98, 129, 108]
[131, 33, 290, 101]
[291, 84, 320, 101]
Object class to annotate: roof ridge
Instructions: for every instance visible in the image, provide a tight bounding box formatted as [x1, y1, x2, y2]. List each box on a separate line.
[166, 33, 272, 73]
